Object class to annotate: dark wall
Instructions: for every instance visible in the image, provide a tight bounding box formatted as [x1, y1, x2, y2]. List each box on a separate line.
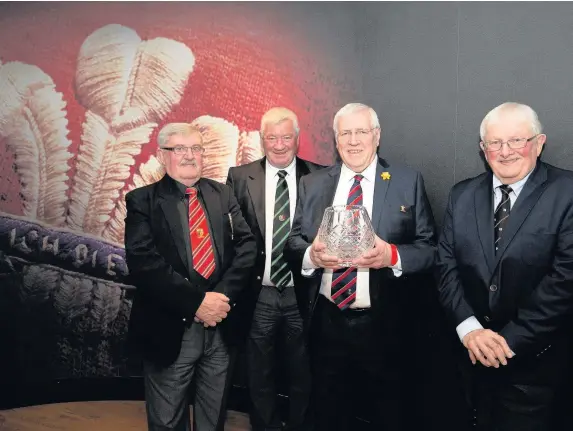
[360, 2, 573, 225]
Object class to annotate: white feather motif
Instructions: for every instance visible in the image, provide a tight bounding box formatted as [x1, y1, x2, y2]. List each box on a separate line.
[103, 155, 165, 245]
[191, 116, 239, 183]
[0, 61, 72, 225]
[237, 130, 264, 165]
[67, 24, 195, 235]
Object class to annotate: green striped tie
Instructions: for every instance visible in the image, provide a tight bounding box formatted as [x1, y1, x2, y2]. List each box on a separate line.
[270, 170, 291, 289]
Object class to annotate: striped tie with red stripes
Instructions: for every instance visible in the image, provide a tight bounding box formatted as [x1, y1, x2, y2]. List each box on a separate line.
[331, 174, 363, 309]
[186, 187, 216, 279]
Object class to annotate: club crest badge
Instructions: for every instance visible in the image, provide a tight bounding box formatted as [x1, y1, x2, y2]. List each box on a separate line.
[278, 214, 286, 222]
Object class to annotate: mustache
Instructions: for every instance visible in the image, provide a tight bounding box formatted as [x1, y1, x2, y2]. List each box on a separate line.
[180, 159, 197, 167]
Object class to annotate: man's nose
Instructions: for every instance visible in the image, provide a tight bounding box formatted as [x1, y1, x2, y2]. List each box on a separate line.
[500, 142, 513, 157]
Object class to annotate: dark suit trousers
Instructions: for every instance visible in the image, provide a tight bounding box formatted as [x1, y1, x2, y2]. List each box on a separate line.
[247, 285, 311, 431]
[310, 295, 404, 431]
[144, 323, 230, 431]
[461, 341, 569, 431]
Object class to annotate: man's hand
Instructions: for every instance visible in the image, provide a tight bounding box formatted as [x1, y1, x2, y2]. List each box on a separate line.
[463, 329, 514, 368]
[195, 292, 231, 327]
[309, 237, 341, 269]
[352, 235, 391, 269]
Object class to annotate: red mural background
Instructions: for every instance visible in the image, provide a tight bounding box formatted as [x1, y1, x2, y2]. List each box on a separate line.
[0, 2, 354, 383]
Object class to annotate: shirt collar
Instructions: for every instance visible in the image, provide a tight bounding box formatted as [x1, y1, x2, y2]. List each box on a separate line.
[492, 165, 534, 195]
[170, 175, 201, 197]
[266, 157, 297, 178]
[340, 156, 378, 184]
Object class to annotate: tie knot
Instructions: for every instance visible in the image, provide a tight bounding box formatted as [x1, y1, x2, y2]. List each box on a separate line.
[354, 174, 363, 183]
[277, 170, 287, 179]
[185, 187, 197, 197]
[499, 185, 512, 195]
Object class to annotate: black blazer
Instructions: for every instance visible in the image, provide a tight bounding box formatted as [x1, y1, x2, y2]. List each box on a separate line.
[436, 161, 573, 362]
[284, 157, 437, 338]
[226, 157, 324, 337]
[124, 174, 256, 367]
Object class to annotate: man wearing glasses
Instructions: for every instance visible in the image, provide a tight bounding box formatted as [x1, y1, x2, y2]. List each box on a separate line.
[285, 103, 436, 431]
[125, 123, 256, 431]
[226, 107, 323, 431]
[436, 102, 573, 430]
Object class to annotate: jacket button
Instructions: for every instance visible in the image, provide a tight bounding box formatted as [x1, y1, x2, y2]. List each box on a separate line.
[182, 318, 186, 322]
[484, 315, 491, 322]
[256, 276, 261, 280]
[489, 285, 498, 292]
[261, 251, 265, 255]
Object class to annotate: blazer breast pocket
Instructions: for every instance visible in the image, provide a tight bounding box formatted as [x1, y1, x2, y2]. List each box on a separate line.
[386, 204, 416, 241]
[222, 212, 233, 240]
[519, 232, 556, 266]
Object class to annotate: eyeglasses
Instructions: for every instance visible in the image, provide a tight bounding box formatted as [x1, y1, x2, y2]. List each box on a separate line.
[161, 145, 205, 156]
[264, 135, 295, 144]
[337, 127, 378, 142]
[482, 135, 538, 152]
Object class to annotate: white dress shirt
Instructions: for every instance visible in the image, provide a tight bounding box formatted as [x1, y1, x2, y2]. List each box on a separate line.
[301, 157, 402, 308]
[455, 169, 534, 344]
[262, 158, 297, 287]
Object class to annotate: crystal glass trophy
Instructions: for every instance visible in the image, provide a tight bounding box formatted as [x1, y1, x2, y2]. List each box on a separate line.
[317, 205, 376, 267]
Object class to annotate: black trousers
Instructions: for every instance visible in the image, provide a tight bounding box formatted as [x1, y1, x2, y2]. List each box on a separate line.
[310, 295, 404, 431]
[461, 341, 569, 431]
[247, 285, 311, 431]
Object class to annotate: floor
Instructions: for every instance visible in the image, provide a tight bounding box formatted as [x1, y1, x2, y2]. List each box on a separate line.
[0, 401, 251, 431]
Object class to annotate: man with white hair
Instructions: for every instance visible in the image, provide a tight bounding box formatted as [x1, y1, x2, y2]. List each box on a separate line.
[284, 103, 436, 431]
[125, 123, 257, 431]
[436, 102, 573, 430]
[226, 107, 323, 431]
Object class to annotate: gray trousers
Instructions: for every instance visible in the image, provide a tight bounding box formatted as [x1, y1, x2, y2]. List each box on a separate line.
[144, 323, 230, 431]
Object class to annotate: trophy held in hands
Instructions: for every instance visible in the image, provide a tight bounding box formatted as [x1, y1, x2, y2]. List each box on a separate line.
[318, 205, 375, 267]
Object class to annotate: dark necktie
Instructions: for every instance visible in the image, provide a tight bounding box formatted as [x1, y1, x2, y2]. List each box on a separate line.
[331, 174, 363, 309]
[270, 170, 291, 288]
[494, 185, 512, 254]
[186, 187, 216, 279]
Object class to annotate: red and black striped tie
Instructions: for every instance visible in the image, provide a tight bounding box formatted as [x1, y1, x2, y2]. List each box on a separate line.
[331, 174, 363, 309]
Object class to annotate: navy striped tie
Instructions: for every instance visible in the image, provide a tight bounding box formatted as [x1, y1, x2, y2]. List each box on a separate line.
[494, 185, 512, 254]
[331, 174, 363, 309]
[270, 170, 291, 289]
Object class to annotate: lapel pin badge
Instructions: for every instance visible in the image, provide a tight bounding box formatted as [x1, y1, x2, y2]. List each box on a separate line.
[381, 172, 391, 181]
[400, 205, 407, 213]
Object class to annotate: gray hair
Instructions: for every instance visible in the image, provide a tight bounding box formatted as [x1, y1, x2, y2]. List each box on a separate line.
[480, 102, 543, 140]
[260, 107, 300, 136]
[157, 123, 203, 148]
[332, 103, 380, 134]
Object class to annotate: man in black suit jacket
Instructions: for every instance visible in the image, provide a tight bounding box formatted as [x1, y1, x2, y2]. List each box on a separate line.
[436, 102, 573, 430]
[284, 103, 436, 431]
[125, 123, 256, 431]
[226, 107, 323, 431]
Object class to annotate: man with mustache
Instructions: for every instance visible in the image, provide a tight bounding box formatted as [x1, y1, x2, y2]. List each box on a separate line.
[284, 103, 437, 431]
[227, 107, 323, 431]
[125, 123, 257, 431]
[436, 102, 573, 430]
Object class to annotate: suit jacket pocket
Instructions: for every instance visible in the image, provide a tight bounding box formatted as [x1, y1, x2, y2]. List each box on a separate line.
[519, 232, 556, 266]
[385, 204, 416, 242]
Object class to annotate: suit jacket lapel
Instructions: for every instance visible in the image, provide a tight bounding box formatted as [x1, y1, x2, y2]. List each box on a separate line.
[295, 157, 311, 195]
[200, 181, 224, 267]
[474, 174, 495, 273]
[493, 162, 548, 268]
[158, 177, 191, 274]
[247, 159, 266, 242]
[372, 158, 391, 231]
